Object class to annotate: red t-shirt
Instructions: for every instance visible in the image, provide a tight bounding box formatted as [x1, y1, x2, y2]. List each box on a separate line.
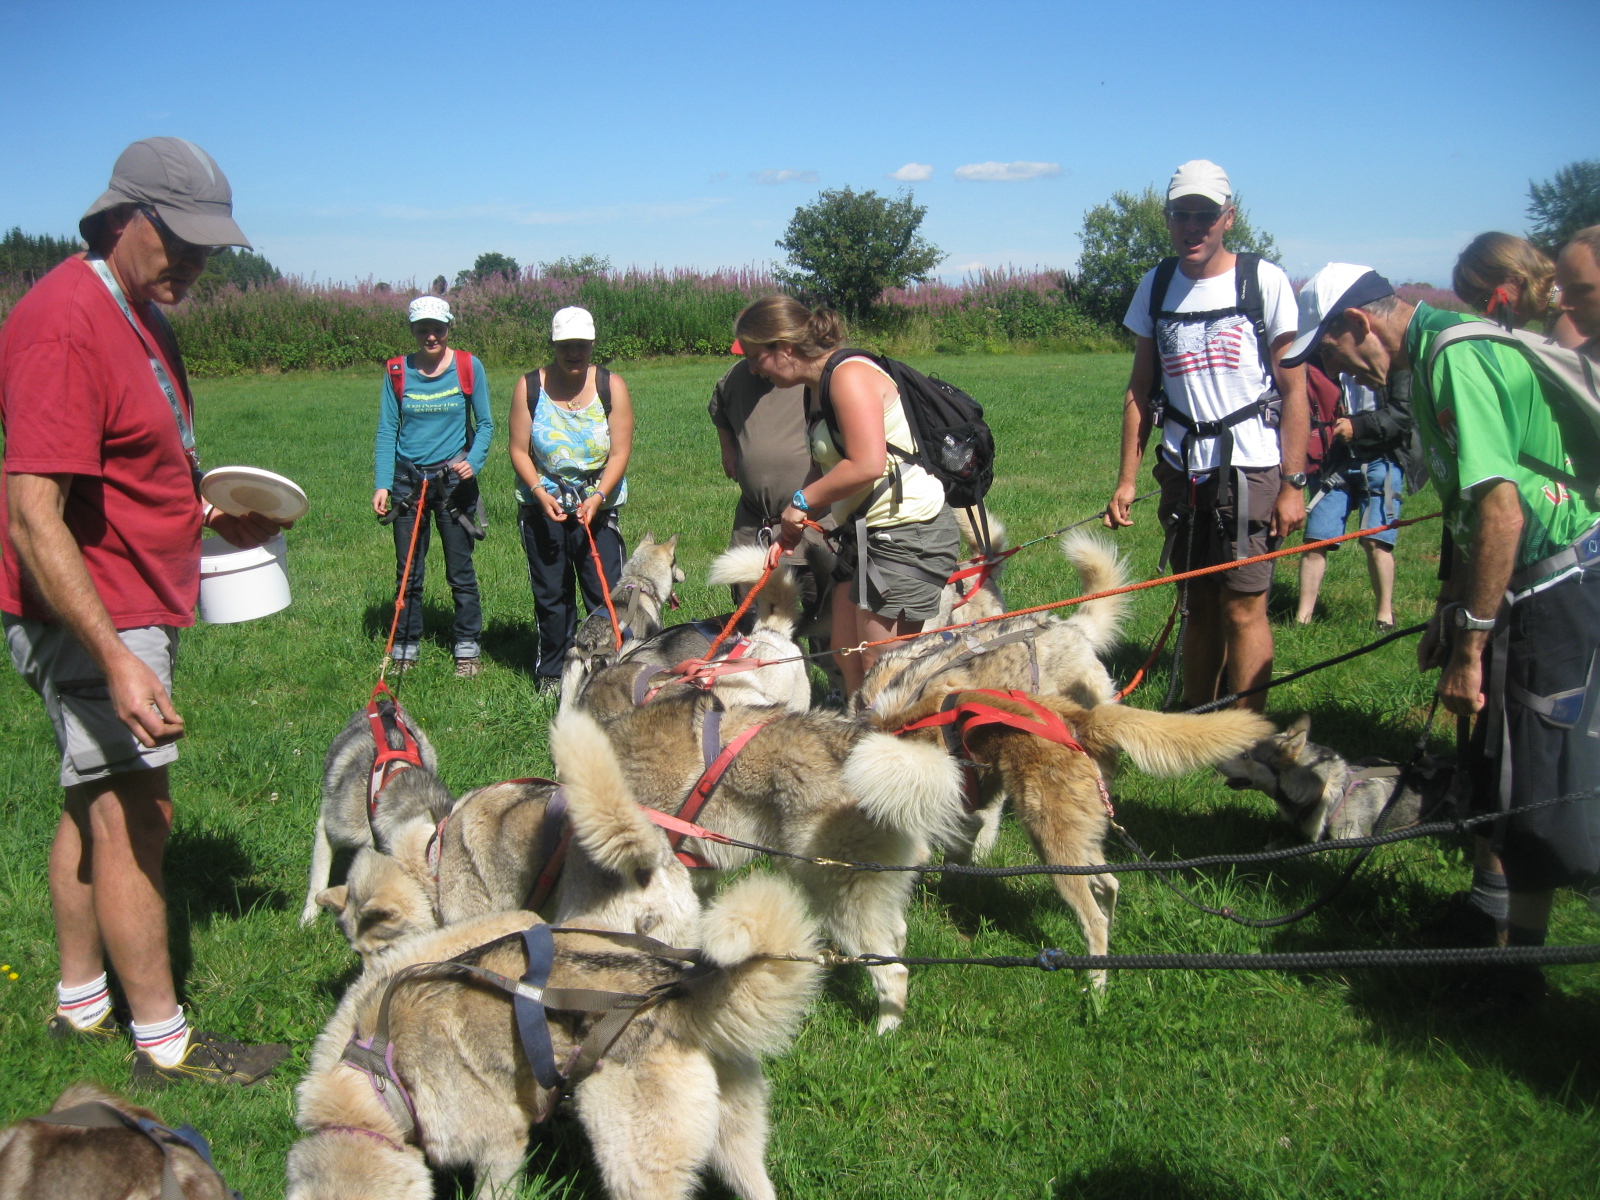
[0, 256, 201, 628]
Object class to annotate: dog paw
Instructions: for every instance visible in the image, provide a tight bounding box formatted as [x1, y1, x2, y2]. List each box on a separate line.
[874, 1013, 903, 1035]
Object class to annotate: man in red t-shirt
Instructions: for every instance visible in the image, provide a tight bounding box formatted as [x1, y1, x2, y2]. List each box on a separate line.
[1, 138, 291, 1086]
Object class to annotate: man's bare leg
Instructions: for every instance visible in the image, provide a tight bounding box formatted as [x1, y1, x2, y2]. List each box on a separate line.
[50, 767, 178, 1025]
[1219, 585, 1273, 713]
[1363, 539, 1395, 625]
[1295, 550, 1328, 624]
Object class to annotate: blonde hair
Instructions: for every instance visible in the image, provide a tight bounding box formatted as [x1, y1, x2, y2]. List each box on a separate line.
[1453, 232, 1556, 319]
[733, 295, 847, 359]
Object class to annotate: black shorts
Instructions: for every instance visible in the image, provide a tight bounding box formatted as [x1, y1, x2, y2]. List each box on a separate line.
[1468, 568, 1600, 891]
[1154, 458, 1281, 594]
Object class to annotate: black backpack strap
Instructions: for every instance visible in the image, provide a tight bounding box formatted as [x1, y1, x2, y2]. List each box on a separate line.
[596, 366, 613, 417]
[1233, 252, 1273, 380]
[1147, 258, 1181, 408]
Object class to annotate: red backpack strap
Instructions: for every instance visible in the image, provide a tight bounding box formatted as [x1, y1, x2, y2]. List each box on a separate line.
[454, 351, 474, 398]
[386, 356, 407, 403]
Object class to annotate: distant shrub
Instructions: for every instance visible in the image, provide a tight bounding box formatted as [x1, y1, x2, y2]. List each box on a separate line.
[455, 251, 520, 289]
[191, 247, 282, 300]
[776, 188, 943, 319]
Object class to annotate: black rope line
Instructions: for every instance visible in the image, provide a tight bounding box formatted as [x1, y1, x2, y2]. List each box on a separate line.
[830, 943, 1600, 972]
[1184, 622, 1429, 714]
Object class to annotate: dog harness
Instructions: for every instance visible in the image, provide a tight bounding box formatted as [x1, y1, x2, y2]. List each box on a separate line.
[667, 708, 769, 868]
[861, 623, 1044, 714]
[364, 682, 427, 818]
[31, 1100, 239, 1200]
[339, 923, 716, 1141]
[1321, 761, 1405, 837]
[632, 619, 761, 705]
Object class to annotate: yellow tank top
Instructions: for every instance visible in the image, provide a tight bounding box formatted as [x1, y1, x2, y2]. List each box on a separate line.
[807, 357, 946, 527]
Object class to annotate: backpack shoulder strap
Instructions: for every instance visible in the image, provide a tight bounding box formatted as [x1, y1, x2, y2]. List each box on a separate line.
[387, 356, 407, 402]
[1233, 252, 1272, 374]
[816, 347, 872, 437]
[596, 366, 613, 417]
[1148, 257, 1180, 332]
[455, 350, 474, 398]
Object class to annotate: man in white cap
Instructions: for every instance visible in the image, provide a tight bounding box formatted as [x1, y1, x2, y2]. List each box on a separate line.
[1287, 262, 1600, 1005]
[1106, 159, 1308, 711]
[0, 138, 291, 1083]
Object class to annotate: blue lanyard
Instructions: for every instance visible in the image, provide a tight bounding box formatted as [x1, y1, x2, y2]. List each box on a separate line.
[88, 258, 197, 461]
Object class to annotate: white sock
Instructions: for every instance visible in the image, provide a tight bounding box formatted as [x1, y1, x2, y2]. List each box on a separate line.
[56, 973, 112, 1029]
[131, 1009, 190, 1067]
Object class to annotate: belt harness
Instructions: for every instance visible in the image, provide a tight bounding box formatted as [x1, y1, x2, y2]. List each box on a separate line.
[1158, 398, 1269, 571]
[31, 1101, 239, 1200]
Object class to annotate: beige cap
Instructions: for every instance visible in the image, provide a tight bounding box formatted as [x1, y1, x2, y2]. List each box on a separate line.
[1167, 159, 1232, 207]
[81, 137, 250, 249]
[551, 306, 596, 341]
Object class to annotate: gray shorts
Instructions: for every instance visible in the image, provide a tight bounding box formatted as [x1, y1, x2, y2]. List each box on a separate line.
[4, 616, 180, 789]
[837, 507, 960, 623]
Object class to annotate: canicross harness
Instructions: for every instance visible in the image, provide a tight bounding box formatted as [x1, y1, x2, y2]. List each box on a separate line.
[894, 689, 1113, 816]
[365, 682, 427, 819]
[30, 1100, 239, 1200]
[628, 619, 759, 706]
[859, 623, 1045, 715]
[339, 922, 717, 1140]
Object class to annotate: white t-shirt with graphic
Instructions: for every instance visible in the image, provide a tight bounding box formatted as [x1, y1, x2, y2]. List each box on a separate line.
[1124, 258, 1298, 472]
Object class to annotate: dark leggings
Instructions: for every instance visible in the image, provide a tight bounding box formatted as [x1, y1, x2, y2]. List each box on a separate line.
[518, 504, 626, 681]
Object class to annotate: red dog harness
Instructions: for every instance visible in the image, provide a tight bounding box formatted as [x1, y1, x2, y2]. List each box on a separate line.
[667, 708, 768, 868]
[365, 682, 426, 817]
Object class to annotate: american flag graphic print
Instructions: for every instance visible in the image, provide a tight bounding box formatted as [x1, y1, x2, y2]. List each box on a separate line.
[1158, 315, 1247, 377]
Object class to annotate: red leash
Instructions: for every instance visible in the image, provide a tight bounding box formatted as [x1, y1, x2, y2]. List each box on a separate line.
[380, 476, 430, 680]
[1114, 600, 1180, 702]
[580, 515, 625, 652]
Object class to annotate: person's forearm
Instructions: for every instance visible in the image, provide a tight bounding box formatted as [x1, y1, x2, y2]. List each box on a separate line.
[801, 458, 881, 510]
[1452, 482, 1523, 658]
[1275, 369, 1309, 477]
[508, 446, 544, 495]
[716, 428, 739, 480]
[1115, 389, 1150, 486]
[7, 477, 131, 672]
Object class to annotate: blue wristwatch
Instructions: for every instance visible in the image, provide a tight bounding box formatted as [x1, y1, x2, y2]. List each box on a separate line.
[791, 489, 810, 513]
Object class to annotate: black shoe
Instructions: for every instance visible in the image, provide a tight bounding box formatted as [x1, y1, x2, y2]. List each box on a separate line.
[130, 1030, 289, 1088]
[1417, 891, 1507, 949]
[47, 1009, 120, 1041]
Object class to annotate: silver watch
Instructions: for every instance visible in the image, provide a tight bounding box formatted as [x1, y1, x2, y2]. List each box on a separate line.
[1449, 604, 1497, 632]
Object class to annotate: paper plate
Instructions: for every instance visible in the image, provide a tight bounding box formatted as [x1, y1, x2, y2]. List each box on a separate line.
[200, 466, 309, 522]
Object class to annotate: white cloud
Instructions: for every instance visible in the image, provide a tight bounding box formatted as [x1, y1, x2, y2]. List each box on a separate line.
[888, 162, 934, 182]
[951, 261, 987, 272]
[752, 168, 819, 185]
[953, 161, 1062, 182]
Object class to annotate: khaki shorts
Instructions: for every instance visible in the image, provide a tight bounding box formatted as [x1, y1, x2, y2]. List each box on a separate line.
[1155, 458, 1281, 595]
[835, 507, 960, 623]
[4, 616, 179, 789]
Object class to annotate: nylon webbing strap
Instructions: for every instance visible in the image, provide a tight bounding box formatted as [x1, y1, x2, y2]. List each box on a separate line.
[524, 788, 570, 911]
[675, 712, 768, 867]
[34, 1101, 238, 1200]
[88, 258, 196, 465]
[366, 685, 425, 816]
[515, 923, 562, 1090]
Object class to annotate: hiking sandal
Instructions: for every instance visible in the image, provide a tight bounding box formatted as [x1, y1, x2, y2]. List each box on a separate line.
[130, 1030, 289, 1088]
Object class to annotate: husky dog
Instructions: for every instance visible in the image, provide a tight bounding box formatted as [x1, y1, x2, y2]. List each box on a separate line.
[856, 530, 1130, 719]
[559, 533, 685, 708]
[932, 507, 1010, 626]
[0, 1082, 231, 1200]
[287, 740, 822, 1200]
[573, 547, 811, 718]
[1218, 714, 1456, 843]
[593, 690, 963, 1032]
[881, 687, 1272, 986]
[301, 705, 442, 925]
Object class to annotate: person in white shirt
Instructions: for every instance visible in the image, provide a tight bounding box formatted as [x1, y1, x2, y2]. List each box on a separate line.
[1104, 160, 1308, 711]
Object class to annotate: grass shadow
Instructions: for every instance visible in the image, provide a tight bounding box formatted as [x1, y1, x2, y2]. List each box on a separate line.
[163, 825, 286, 1000]
[1053, 1155, 1256, 1200]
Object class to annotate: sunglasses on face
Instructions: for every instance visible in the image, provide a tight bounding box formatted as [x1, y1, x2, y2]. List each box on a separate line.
[1166, 206, 1225, 227]
[139, 206, 211, 260]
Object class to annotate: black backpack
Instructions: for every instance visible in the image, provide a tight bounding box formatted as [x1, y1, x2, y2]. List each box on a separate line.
[812, 349, 995, 511]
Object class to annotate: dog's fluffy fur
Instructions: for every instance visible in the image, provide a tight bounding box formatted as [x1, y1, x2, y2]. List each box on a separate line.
[289, 761, 821, 1200]
[0, 1082, 230, 1200]
[301, 705, 441, 925]
[572, 548, 810, 718]
[559, 533, 685, 709]
[592, 691, 963, 1032]
[856, 531, 1130, 719]
[1218, 714, 1455, 842]
[879, 688, 1272, 987]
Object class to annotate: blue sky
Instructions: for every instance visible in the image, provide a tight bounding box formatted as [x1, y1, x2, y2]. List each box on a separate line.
[5, 0, 1597, 288]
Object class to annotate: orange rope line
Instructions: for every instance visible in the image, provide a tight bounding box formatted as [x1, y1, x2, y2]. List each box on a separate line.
[704, 518, 827, 661]
[1114, 599, 1180, 701]
[836, 511, 1443, 658]
[380, 476, 430, 682]
[581, 515, 625, 652]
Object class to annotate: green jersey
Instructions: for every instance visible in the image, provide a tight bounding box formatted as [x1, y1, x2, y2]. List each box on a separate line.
[1406, 303, 1600, 584]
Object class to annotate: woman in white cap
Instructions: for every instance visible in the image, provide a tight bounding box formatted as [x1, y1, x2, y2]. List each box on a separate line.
[508, 305, 634, 688]
[373, 296, 494, 677]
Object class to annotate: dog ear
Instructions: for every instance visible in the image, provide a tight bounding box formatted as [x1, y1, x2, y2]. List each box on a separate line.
[316, 885, 348, 914]
[356, 901, 400, 937]
[639, 532, 656, 548]
[661, 533, 678, 551]
[1286, 713, 1312, 736]
[1278, 722, 1310, 762]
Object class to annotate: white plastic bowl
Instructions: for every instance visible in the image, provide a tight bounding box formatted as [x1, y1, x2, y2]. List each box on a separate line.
[199, 533, 291, 624]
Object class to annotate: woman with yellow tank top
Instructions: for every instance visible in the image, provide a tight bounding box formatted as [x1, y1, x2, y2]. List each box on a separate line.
[734, 296, 957, 693]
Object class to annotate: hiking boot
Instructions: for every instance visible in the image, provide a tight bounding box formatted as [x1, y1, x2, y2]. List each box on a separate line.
[130, 1030, 289, 1089]
[1418, 891, 1507, 949]
[48, 1009, 120, 1042]
[454, 656, 482, 679]
[390, 658, 415, 677]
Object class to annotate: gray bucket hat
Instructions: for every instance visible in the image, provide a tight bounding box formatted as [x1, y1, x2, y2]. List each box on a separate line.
[80, 137, 251, 249]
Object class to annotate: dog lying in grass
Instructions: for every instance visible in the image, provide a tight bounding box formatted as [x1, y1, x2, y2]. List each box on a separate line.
[0, 1081, 233, 1200]
[558, 533, 685, 709]
[1217, 714, 1456, 842]
[572, 545, 811, 718]
[875, 687, 1271, 988]
[301, 703, 441, 926]
[288, 716, 822, 1200]
[854, 531, 1130, 719]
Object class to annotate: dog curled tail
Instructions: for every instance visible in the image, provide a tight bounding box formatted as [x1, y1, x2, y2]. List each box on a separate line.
[1073, 703, 1274, 776]
[677, 874, 822, 1062]
[844, 730, 967, 850]
[1058, 530, 1130, 653]
[707, 545, 801, 638]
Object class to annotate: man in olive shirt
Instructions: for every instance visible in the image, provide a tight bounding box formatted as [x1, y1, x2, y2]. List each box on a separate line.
[708, 352, 836, 623]
[1291, 263, 1600, 1002]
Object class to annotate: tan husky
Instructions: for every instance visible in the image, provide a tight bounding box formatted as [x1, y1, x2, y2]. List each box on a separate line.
[559, 533, 686, 709]
[287, 736, 822, 1200]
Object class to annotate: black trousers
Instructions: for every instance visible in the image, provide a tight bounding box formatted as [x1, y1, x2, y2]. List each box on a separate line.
[391, 468, 481, 655]
[518, 503, 625, 681]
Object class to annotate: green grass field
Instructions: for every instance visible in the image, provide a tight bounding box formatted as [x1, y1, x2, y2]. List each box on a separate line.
[2, 353, 1598, 1198]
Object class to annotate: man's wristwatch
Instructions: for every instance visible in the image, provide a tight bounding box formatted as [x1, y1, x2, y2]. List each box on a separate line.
[791, 489, 810, 513]
[1448, 603, 1497, 632]
[1283, 472, 1308, 489]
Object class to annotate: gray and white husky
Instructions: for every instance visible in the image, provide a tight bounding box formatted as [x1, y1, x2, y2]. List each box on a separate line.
[558, 533, 685, 708]
[300, 705, 442, 925]
[1218, 714, 1456, 843]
